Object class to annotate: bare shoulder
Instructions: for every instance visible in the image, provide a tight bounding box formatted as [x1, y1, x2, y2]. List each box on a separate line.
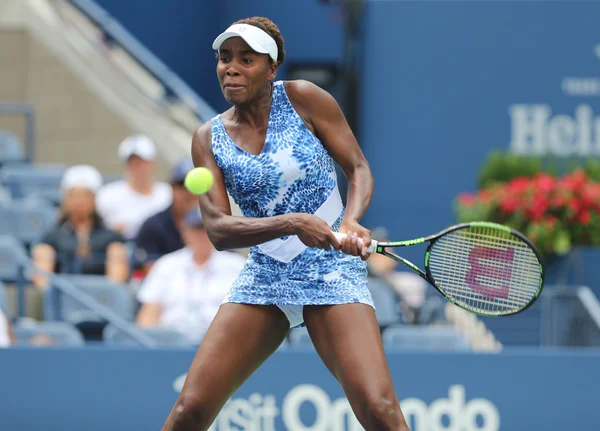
[284, 80, 336, 110]
[192, 121, 213, 150]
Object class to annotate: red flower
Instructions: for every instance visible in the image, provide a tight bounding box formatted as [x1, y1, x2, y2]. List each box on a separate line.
[551, 192, 568, 209]
[577, 210, 592, 225]
[526, 195, 549, 221]
[561, 169, 587, 191]
[568, 198, 582, 215]
[507, 177, 531, 194]
[458, 193, 476, 207]
[581, 184, 600, 209]
[478, 189, 493, 203]
[535, 173, 556, 192]
[500, 197, 520, 214]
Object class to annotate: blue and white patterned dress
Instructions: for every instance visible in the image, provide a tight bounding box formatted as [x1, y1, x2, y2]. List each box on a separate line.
[211, 81, 374, 318]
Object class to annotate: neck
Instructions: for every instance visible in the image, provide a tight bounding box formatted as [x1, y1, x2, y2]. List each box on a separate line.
[232, 82, 273, 128]
[127, 176, 152, 195]
[192, 249, 211, 267]
[69, 216, 93, 231]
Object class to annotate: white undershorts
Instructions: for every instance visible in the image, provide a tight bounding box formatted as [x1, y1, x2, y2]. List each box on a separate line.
[277, 304, 305, 329]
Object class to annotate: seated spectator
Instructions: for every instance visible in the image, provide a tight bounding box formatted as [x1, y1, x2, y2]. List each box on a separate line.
[96, 135, 172, 240]
[134, 158, 198, 275]
[136, 209, 246, 344]
[32, 165, 129, 288]
[367, 227, 426, 324]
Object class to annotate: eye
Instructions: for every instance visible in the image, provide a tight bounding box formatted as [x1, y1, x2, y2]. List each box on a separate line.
[219, 56, 230, 63]
[242, 58, 253, 65]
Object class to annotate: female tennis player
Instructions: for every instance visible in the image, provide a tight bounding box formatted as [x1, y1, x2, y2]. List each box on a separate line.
[161, 17, 409, 431]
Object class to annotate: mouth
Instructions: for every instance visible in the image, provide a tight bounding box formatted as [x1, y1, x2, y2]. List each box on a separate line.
[224, 84, 244, 91]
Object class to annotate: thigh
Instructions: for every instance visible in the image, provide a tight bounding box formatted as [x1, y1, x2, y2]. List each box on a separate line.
[173, 303, 289, 424]
[303, 304, 402, 417]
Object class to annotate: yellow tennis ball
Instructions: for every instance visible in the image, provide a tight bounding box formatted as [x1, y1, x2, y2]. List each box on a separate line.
[184, 167, 214, 195]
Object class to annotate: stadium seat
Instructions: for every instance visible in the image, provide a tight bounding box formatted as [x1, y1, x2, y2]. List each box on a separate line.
[103, 323, 192, 347]
[288, 327, 313, 347]
[13, 321, 85, 346]
[12, 203, 57, 244]
[368, 277, 403, 328]
[382, 324, 470, 351]
[0, 186, 12, 207]
[21, 189, 62, 208]
[44, 274, 134, 325]
[0, 235, 29, 282]
[0, 131, 26, 165]
[0, 164, 65, 199]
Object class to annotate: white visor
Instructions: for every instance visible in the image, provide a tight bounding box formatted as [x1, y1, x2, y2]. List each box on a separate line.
[212, 24, 278, 62]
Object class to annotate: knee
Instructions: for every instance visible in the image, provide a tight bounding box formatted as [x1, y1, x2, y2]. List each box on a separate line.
[361, 391, 410, 431]
[169, 393, 213, 430]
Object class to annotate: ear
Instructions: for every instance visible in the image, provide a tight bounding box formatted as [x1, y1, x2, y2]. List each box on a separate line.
[268, 62, 278, 81]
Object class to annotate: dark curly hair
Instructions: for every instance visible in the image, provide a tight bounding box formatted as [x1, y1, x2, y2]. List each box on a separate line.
[233, 16, 286, 66]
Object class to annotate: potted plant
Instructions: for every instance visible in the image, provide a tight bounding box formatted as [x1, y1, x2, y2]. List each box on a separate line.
[455, 151, 600, 288]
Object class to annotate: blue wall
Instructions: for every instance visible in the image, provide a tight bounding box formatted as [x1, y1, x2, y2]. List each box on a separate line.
[1, 347, 599, 430]
[360, 1, 600, 252]
[95, 0, 343, 113]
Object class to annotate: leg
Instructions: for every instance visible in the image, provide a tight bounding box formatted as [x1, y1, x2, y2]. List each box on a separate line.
[161, 303, 290, 431]
[304, 303, 410, 431]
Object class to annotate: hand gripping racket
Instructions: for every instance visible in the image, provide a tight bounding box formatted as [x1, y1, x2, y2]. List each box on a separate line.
[334, 221, 545, 317]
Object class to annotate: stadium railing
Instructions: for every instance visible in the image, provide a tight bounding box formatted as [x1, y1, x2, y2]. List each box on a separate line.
[541, 285, 600, 348]
[13, 256, 158, 348]
[65, 0, 216, 124]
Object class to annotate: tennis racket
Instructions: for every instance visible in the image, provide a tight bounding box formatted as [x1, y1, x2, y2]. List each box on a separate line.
[334, 221, 544, 317]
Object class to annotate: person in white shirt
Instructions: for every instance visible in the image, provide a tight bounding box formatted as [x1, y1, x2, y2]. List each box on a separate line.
[96, 135, 172, 240]
[0, 309, 14, 347]
[136, 209, 246, 344]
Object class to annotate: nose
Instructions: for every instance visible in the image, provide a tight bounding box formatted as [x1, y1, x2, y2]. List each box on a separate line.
[226, 65, 241, 76]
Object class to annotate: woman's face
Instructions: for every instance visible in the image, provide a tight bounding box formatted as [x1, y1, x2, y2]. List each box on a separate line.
[216, 37, 277, 105]
[63, 188, 96, 218]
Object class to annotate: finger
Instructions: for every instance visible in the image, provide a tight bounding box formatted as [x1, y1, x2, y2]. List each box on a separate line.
[329, 232, 342, 251]
[341, 232, 354, 255]
[351, 232, 361, 256]
[344, 232, 359, 256]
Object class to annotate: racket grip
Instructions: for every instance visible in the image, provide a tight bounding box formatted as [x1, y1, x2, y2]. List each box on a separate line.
[333, 232, 378, 254]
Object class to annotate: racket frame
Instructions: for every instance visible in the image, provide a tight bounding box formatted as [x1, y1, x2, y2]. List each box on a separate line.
[373, 221, 545, 316]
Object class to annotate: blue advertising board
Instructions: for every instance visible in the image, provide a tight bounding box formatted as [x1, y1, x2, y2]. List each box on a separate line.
[1, 347, 599, 430]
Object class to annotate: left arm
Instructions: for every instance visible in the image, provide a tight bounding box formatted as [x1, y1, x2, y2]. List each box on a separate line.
[286, 80, 374, 258]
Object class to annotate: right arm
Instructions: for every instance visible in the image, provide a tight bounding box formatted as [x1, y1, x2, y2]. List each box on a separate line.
[192, 123, 340, 251]
[136, 303, 161, 327]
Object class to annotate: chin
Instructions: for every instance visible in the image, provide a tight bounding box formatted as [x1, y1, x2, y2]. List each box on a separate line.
[223, 93, 246, 105]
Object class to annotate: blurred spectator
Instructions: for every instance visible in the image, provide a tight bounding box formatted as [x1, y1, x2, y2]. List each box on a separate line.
[367, 227, 427, 324]
[28, 333, 57, 347]
[136, 209, 246, 344]
[96, 135, 172, 240]
[0, 309, 14, 347]
[134, 158, 198, 275]
[32, 165, 129, 288]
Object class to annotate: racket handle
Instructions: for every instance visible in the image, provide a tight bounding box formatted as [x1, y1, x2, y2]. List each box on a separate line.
[333, 232, 378, 254]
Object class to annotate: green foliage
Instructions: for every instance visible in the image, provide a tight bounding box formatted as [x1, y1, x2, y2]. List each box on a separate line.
[476, 150, 600, 189]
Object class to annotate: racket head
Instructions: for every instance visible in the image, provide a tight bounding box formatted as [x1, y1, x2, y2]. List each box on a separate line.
[424, 222, 544, 317]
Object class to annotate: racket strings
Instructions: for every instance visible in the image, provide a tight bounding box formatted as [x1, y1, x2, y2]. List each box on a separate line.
[427, 226, 541, 316]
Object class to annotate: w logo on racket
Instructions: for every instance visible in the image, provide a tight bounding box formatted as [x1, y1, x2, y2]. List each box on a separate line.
[465, 247, 515, 299]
